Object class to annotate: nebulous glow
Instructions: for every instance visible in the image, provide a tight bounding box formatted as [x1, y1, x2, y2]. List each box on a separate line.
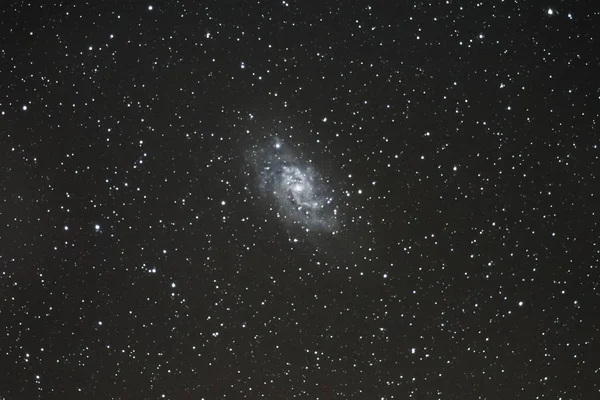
[248, 138, 339, 232]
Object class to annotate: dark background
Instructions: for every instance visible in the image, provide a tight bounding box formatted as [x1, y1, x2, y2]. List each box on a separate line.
[1, 1, 598, 399]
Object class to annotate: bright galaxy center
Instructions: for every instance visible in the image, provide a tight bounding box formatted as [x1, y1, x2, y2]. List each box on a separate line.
[249, 138, 339, 233]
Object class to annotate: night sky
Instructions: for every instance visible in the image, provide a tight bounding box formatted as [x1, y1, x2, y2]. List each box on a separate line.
[1, 1, 599, 399]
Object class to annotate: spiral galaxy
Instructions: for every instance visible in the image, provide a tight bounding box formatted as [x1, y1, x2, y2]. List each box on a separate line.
[249, 138, 339, 233]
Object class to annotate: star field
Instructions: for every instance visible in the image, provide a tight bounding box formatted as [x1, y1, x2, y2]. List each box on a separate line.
[0, 1, 599, 399]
